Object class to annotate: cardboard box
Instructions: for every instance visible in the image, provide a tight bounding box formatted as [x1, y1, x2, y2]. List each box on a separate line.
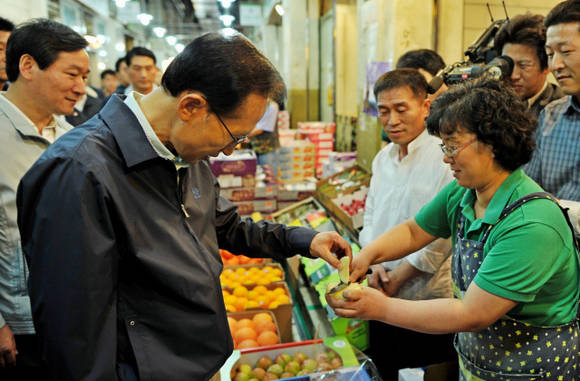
[329, 187, 368, 231]
[277, 182, 317, 201]
[315, 165, 370, 207]
[233, 199, 277, 215]
[221, 337, 361, 381]
[221, 263, 285, 286]
[220, 185, 277, 202]
[210, 149, 257, 177]
[279, 140, 315, 155]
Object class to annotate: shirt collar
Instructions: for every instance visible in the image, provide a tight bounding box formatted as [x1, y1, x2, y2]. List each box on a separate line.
[0, 92, 66, 141]
[99, 94, 160, 168]
[565, 95, 580, 114]
[527, 81, 548, 108]
[459, 168, 527, 226]
[387, 128, 430, 161]
[124, 91, 177, 162]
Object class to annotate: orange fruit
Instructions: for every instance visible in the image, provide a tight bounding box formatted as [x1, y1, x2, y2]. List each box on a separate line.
[225, 304, 236, 312]
[246, 300, 259, 309]
[257, 331, 279, 346]
[234, 327, 257, 343]
[233, 297, 248, 311]
[275, 295, 290, 305]
[255, 320, 277, 334]
[237, 318, 256, 330]
[237, 339, 259, 349]
[253, 285, 268, 295]
[233, 286, 248, 298]
[227, 317, 238, 332]
[252, 312, 273, 325]
[268, 301, 280, 309]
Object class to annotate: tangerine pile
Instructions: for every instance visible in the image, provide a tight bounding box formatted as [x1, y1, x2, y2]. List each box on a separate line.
[220, 266, 284, 289]
[223, 284, 291, 312]
[228, 312, 280, 349]
[220, 249, 264, 266]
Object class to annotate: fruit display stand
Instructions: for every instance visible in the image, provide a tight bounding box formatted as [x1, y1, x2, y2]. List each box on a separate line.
[227, 311, 282, 349]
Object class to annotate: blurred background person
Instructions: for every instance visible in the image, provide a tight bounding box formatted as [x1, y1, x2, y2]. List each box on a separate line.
[125, 46, 157, 95]
[65, 78, 104, 126]
[396, 48, 448, 100]
[0, 17, 14, 91]
[248, 98, 280, 177]
[494, 13, 564, 117]
[100, 69, 118, 97]
[114, 56, 129, 95]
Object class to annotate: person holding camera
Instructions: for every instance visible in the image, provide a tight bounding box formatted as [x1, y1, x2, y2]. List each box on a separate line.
[327, 79, 580, 381]
[494, 13, 564, 117]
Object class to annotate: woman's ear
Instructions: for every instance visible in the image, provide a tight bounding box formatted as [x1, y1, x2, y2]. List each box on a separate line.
[177, 93, 207, 121]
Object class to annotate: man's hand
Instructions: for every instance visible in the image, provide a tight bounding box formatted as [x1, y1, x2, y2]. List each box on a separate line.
[309, 232, 352, 270]
[366, 264, 398, 296]
[0, 324, 17, 368]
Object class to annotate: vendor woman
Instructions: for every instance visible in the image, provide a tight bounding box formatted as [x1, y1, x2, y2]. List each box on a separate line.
[328, 79, 580, 380]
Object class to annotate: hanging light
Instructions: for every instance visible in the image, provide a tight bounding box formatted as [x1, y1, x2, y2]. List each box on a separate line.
[115, 0, 127, 8]
[153, 27, 167, 38]
[275, 3, 285, 16]
[175, 43, 185, 53]
[137, 13, 154, 26]
[166, 35, 177, 46]
[218, 0, 235, 9]
[219, 14, 235, 27]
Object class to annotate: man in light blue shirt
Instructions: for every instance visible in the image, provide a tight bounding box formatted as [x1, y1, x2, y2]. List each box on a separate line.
[0, 19, 88, 378]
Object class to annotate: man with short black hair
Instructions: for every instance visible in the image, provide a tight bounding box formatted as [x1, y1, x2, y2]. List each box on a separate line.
[101, 69, 118, 97]
[125, 46, 156, 95]
[0, 18, 88, 378]
[361, 69, 455, 380]
[17, 31, 351, 381]
[115, 56, 130, 94]
[396, 49, 447, 100]
[494, 13, 564, 116]
[0, 17, 15, 91]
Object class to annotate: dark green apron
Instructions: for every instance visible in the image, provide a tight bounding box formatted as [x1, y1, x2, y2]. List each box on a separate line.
[452, 192, 579, 380]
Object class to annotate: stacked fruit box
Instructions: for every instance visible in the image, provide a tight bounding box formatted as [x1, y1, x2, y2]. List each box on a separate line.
[296, 122, 336, 178]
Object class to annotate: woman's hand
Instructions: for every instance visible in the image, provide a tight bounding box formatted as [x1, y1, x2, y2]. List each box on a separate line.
[325, 285, 389, 322]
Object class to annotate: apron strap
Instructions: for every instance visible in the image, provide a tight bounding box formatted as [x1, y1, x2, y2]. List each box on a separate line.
[496, 191, 580, 251]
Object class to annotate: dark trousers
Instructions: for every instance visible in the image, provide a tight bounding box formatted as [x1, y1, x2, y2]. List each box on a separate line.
[0, 334, 45, 380]
[364, 320, 457, 381]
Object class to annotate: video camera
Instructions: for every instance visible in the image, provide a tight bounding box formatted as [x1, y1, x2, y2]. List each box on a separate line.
[428, 4, 514, 94]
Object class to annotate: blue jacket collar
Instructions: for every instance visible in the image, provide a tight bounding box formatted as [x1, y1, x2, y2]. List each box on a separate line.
[99, 94, 159, 168]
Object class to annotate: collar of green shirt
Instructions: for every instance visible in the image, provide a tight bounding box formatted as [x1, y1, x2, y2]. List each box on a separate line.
[458, 168, 526, 234]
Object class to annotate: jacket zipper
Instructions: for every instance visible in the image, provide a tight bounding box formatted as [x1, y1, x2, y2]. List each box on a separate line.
[176, 168, 190, 218]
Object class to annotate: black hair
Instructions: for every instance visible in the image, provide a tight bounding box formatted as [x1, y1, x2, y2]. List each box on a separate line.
[545, 0, 580, 28]
[373, 68, 428, 100]
[494, 13, 548, 70]
[100, 69, 116, 80]
[161, 31, 285, 116]
[115, 56, 126, 72]
[0, 17, 15, 32]
[6, 18, 87, 82]
[125, 47, 156, 66]
[396, 49, 446, 76]
[426, 79, 536, 171]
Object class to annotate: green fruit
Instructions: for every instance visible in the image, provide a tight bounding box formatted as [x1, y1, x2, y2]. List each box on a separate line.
[280, 372, 294, 379]
[240, 364, 253, 375]
[339, 256, 350, 284]
[264, 372, 279, 380]
[284, 361, 300, 375]
[256, 356, 273, 370]
[302, 358, 317, 372]
[317, 362, 333, 372]
[328, 282, 362, 300]
[330, 357, 342, 369]
[293, 351, 307, 364]
[252, 367, 266, 380]
[267, 364, 284, 376]
[234, 373, 251, 381]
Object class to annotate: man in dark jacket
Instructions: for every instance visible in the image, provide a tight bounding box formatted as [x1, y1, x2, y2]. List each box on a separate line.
[494, 13, 564, 117]
[17, 32, 352, 381]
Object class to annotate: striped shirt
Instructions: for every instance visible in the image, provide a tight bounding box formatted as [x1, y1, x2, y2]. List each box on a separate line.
[524, 95, 580, 201]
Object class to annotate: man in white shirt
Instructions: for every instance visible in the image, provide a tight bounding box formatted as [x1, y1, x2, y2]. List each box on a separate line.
[360, 69, 455, 380]
[0, 19, 89, 379]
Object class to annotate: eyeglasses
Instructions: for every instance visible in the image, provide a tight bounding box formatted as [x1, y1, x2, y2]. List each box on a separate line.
[440, 138, 477, 158]
[214, 112, 247, 146]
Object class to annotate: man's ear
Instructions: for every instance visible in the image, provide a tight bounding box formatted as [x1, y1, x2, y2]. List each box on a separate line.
[177, 93, 207, 121]
[18, 54, 37, 81]
[422, 97, 432, 119]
